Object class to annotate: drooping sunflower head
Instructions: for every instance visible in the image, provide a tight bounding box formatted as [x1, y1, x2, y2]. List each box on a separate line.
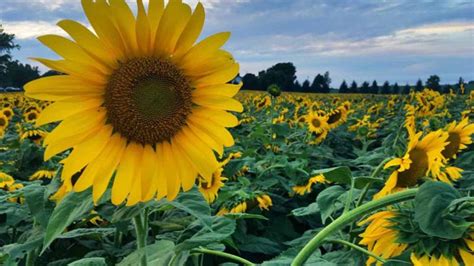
[25, 0, 242, 206]
[255, 194, 272, 211]
[442, 118, 474, 160]
[21, 129, 48, 145]
[30, 170, 57, 181]
[375, 128, 448, 199]
[198, 167, 227, 203]
[327, 106, 347, 128]
[0, 113, 8, 130]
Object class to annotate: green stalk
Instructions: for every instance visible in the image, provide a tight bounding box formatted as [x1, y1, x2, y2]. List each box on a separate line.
[326, 239, 386, 264]
[192, 247, 255, 266]
[133, 209, 148, 266]
[291, 189, 418, 266]
[355, 156, 393, 208]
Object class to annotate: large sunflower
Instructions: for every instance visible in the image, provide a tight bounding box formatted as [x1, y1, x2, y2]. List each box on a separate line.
[305, 112, 329, 134]
[374, 126, 448, 199]
[25, 0, 242, 206]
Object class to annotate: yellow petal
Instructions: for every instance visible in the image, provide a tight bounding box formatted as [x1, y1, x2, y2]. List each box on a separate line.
[186, 122, 224, 156]
[24, 76, 104, 101]
[61, 125, 113, 184]
[188, 116, 234, 147]
[171, 139, 198, 191]
[136, 0, 151, 55]
[36, 98, 102, 126]
[174, 2, 205, 57]
[32, 58, 108, 84]
[57, 19, 117, 69]
[147, 0, 165, 45]
[108, 0, 138, 56]
[111, 142, 142, 205]
[178, 32, 230, 69]
[81, 0, 125, 59]
[92, 134, 127, 204]
[193, 83, 241, 98]
[154, 0, 191, 56]
[193, 95, 243, 112]
[140, 145, 158, 202]
[193, 62, 239, 87]
[163, 142, 181, 201]
[154, 143, 168, 200]
[192, 108, 239, 127]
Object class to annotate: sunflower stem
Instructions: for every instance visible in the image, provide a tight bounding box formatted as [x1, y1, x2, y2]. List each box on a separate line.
[326, 239, 386, 264]
[133, 208, 148, 266]
[291, 188, 418, 266]
[192, 247, 255, 265]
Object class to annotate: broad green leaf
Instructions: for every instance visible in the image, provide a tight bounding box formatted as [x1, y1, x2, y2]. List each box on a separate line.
[175, 216, 236, 253]
[57, 228, 115, 239]
[118, 240, 175, 266]
[167, 188, 212, 229]
[42, 189, 94, 253]
[414, 181, 470, 239]
[316, 185, 346, 223]
[312, 166, 352, 185]
[223, 213, 268, 220]
[354, 177, 383, 189]
[238, 235, 282, 255]
[68, 257, 107, 266]
[22, 184, 48, 228]
[291, 202, 320, 217]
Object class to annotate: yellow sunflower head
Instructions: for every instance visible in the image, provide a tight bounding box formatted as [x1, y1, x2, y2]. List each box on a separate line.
[20, 129, 48, 144]
[375, 128, 448, 199]
[256, 194, 272, 211]
[0, 113, 8, 130]
[0, 172, 15, 189]
[25, 0, 242, 206]
[2, 107, 14, 120]
[30, 170, 57, 181]
[442, 118, 474, 160]
[306, 112, 329, 134]
[198, 167, 227, 203]
[24, 110, 39, 123]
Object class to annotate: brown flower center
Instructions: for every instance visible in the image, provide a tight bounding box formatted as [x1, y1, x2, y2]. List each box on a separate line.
[442, 132, 461, 159]
[311, 118, 321, 127]
[104, 57, 192, 145]
[397, 148, 428, 187]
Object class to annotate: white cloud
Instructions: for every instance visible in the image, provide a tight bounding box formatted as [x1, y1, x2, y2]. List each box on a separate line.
[3, 21, 66, 39]
[234, 21, 474, 58]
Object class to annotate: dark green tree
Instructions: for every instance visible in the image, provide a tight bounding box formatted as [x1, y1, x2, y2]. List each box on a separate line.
[426, 75, 441, 92]
[415, 79, 423, 92]
[311, 74, 329, 93]
[381, 81, 391, 94]
[360, 81, 370, 94]
[2, 60, 40, 88]
[258, 62, 296, 91]
[301, 79, 311, 92]
[392, 82, 400, 94]
[443, 84, 453, 94]
[323, 71, 331, 87]
[292, 80, 302, 92]
[242, 73, 259, 90]
[370, 80, 379, 94]
[403, 84, 411, 94]
[339, 80, 348, 93]
[349, 80, 358, 93]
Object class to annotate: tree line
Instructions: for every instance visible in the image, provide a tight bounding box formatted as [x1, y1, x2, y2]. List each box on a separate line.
[0, 25, 41, 89]
[241, 62, 469, 94]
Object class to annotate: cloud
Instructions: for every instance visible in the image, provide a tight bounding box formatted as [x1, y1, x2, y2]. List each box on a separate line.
[2, 21, 66, 40]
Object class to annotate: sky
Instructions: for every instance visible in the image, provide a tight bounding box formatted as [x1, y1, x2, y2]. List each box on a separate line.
[1, 0, 473, 86]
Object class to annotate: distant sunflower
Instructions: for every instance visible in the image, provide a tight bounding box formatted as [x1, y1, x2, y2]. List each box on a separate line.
[375, 126, 448, 199]
[0, 172, 15, 189]
[327, 106, 347, 128]
[442, 118, 474, 160]
[30, 170, 56, 181]
[2, 108, 13, 120]
[306, 112, 329, 134]
[25, 0, 241, 205]
[24, 110, 39, 123]
[256, 194, 272, 211]
[198, 168, 227, 203]
[21, 129, 47, 144]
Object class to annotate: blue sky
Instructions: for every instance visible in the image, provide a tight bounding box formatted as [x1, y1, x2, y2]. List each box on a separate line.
[1, 0, 473, 86]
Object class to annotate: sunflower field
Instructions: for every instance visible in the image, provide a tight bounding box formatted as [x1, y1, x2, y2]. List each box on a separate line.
[1, 0, 474, 266]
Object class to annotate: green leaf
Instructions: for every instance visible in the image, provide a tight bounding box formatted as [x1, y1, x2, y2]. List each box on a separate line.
[312, 166, 352, 185]
[223, 213, 268, 220]
[414, 181, 470, 239]
[354, 177, 383, 189]
[167, 188, 212, 229]
[238, 235, 282, 255]
[22, 184, 48, 228]
[111, 204, 144, 223]
[291, 202, 320, 217]
[316, 186, 346, 223]
[57, 228, 115, 239]
[1, 234, 43, 262]
[175, 216, 236, 253]
[118, 240, 175, 266]
[42, 189, 94, 253]
[68, 257, 107, 266]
